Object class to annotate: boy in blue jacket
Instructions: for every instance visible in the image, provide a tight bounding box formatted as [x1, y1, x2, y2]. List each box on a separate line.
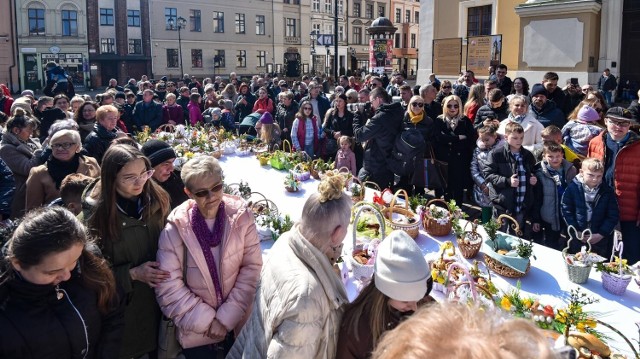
[561, 158, 619, 256]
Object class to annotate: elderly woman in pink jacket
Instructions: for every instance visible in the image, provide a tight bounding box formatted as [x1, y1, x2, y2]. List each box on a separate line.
[155, 155, 262, 358]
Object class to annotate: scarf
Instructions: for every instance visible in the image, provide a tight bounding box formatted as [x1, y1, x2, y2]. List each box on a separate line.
[47, 153, 81, 189]
[190, 203, 226, 306]
[445, 115, 460, 131]
[409, 110, 424, 125]
[508, 112, 526, 124]
[511, 152, 527, 213]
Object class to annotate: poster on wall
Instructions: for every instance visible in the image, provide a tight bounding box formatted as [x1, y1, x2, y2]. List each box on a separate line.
[369, 39, 393, 75]
[432, 38, 463, 76]
[466, 35, 502, 77]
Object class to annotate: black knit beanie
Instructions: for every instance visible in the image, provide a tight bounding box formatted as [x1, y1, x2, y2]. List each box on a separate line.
[141, 140, 177, 167]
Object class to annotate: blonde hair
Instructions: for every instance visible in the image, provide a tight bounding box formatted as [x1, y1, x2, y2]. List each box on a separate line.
[339, 135, 353, 148]
[441, 95, 463, 120]
[372, 303, 557, 359]
[95, 104, 119, 122]
[581, 157, 604, 173]
[181, 155, 224, 190]
[165, 93, 176, 101]
[464, 84, 485, 116]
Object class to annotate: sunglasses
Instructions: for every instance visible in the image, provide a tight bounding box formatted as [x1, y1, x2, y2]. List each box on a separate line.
[411, 102, 424, 108]
[121, 169, 155, 185]
[303, 107, 312, 110]
[192, 183, 224, 198]
[51, 142, 76, 150]
[447, 104, 459, 109]
[442, 86, 452, 89]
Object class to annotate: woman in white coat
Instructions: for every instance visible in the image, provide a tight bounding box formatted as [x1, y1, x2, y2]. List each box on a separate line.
[228, 175, 351, 359]
[497, 94, 544, 153]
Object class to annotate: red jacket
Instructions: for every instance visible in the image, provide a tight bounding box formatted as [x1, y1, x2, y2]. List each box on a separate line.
[588, 131, 640, 222]
[252, 97, 274, 114]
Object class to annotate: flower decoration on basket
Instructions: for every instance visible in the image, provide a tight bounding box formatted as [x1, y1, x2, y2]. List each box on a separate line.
[349, 203, 386, 283]
[422, 199, 453, 236]
[408, 194, 429, 218]
[135, 126, 152, 144]
[348, 179, 364, 204]
[430, 241, 460, 292]
[222, 181, 252, 200]
[284, 172, 301, 193]
[562, 226, 607, 284]
[443, 262, 495, 308]
[290, 163, 311, 182]
[457, 220, 483, 259]
[596, 232, 633, 296]
[257, 152, 271, 166]
[311, 158, 334, 180]
[483, 215, 534, 278]
[380, 189, 421, 239]
[256, 212, 294, 241]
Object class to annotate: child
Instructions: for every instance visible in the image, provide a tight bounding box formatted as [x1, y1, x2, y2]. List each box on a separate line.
[471, 125, 501, 223]
[561, 158, 619, 257]
[561, 105, 603, 158]
[335, 135, 357, 176]
[483, 122, 537, 231]
[532, 141, 577, 249]
[187, 93, 203, 126]
[255, 112, 281, 151]
[51, 173, 93, 215]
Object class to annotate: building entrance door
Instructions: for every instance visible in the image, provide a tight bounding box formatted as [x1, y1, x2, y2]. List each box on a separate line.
[620, 0, 640, 100]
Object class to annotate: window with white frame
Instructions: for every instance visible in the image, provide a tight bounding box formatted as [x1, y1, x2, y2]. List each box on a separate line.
[405, 9, 410, 23]
[235, 13, 245, 34]
[62, 9, 78, 36]
[285, 18, 297, 37]
[28, 8, 45, 35]
[237, 50, 246, 67]
[213, 11, 224, 33]
[256, 15, 265, 35]
[353, 2, 360, 17]
[101, 38, 115, 53]
[313, 0, 320, 12]
[325, 0, 332, 13]
[353, 27, 362, 44]
[395, 9, 400, 23]
[257, 51, 266, 67]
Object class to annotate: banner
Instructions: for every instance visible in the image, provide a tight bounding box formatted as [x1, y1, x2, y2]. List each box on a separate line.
[432, 38, 463, 76]
[369, 39, 393, 75]
[466, 35, 502, 76]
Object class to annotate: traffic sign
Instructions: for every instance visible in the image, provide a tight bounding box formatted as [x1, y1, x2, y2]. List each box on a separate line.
[316, 34, 334, 46]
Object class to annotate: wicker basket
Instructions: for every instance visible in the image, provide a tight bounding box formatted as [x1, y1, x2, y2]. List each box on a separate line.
[290, 163, 311, 181]
[310, 160, 320, 180]
[483, 215, 530, 278]
[381, 189, 421, 239]
[348, 203, 386, 281]
[423, 199, 452, 237]
[247, 192, 279, 218]
[258, 154, 270, 166]
[602, 271, 632, 295]
[155, 123, 176, 133]
[457, 221, 482, 259]
[561, 226, 594, 284]
[348, 177, 365, 204]
[444, 262, 495, 305]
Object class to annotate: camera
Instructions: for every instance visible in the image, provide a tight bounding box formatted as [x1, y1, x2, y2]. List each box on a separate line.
[346, 102, 371, 114]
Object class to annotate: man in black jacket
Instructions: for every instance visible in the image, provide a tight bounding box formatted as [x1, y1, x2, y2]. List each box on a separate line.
[474, 89, 509, 130]
[353, 87, 403, 189]
[133, 89, 163, 132]
[597, 68, 617, 107]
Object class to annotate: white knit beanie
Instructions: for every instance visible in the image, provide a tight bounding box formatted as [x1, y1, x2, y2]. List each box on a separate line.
[374, 230, 430, 301]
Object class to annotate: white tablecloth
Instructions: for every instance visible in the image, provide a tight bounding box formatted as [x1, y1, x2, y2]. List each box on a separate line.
[218, 154, 640, 357]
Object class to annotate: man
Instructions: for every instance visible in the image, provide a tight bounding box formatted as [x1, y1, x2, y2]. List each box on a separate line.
[386, 73, 406, 97]
[399, 85, 413, 110]
[528, 83, 566, 129]
[597, 68, 617, 107]
[125, 78, 138, 92]
[483, 80, 498, 104]
[107, 78, 124, 92]
[474, 88, 508, 129]
[353, 87, 403, 188]
[428, 73, 441, 91]
[155, 82, 167, 103]
[542, 72, 567, 116]
[369, 77, 384, 91]
[122, 92, 137, 131]
[563, 79, 584, 115]
[588, 107, 640, 264]
[420, 85, 442, 122]
[301, 82, 330, 120]
[133, 89, 163, 131]
[141, 140, 188, 209]
[358, 88, 370, 104]
[165, 82, 178, 97]
[454, 70, 474, 105]
[493, 64, 512, 96]
[33, 95, 66, 142]
[176, 86, 191, 121]
[339, 75, 351, 92]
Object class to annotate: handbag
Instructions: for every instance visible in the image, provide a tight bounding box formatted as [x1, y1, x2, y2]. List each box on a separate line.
[158, 246, 188, 359]
[424, 147, 448, 190]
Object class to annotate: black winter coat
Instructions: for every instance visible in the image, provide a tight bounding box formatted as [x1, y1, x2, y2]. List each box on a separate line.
[234, 92, 257, 122]
[353, 102, 403, 175]
[474, 102, 509, 129]
[323, 109, 355, 138]
[529, 101, 566, 129]
[133, 101, 164, 132]
[433, 116, 476, 189]
[0, 268, 124, 359]
[561, 178, 619, 237]
[83, 124, 117, 164]
[482, 142, 536, 214]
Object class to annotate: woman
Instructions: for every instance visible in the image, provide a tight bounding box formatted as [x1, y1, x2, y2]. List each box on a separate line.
[433, 95, 475, 205]
[162, 93, 185, 125]
[463, 83, 485, 123]
[53, 94, 74, 119]
[497, 95, 544, 153]
[291, 100, 322, 158]
[0, 207, 124, 358]
[234, 84, 257, 122]
[434, 80, 453, 104]
[228, 175, 350, 359]
[323, 93, 355, 160]
[84, 105, 122, 164]
[507, 77, 530, 101]
[252, 87, 274, 114]
[81, 144, 170, 359]
[221, 84, 238, 104]
[336, 230, 431, 359]
[204, 86, 218, 111]
[75, 101, 99, 143]
[25, 129, 100, 211]
[156, 156, 262, 358]
[274, 90, 299, 143]
[0, 108, 43, 218]
[397, 95, 433, 195]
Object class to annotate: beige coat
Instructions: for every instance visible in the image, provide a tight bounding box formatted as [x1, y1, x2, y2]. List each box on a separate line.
[227, 226, 348, 359]
[25, 155, 100, 211]
[497, 114, 544, 153]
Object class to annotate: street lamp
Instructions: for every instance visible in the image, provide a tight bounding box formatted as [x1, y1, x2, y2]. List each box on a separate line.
[167, 16, 187, 77]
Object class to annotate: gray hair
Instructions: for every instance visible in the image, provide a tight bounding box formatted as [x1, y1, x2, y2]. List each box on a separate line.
[419, 85, 436, 98]
[50, 129, 81, 145]
[49, 119, 79, 136]
[508, 94, 529, 107]
[181, 155, 224, 190]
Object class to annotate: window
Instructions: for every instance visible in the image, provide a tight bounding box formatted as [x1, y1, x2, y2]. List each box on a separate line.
[101, 38, 115, 53]
[353, 27, 361, 44]
[257, 50, 266, 67]
[62, 10, 77, 36]
[190, 10, 201, 32]
[394, 33, 400, 48]
[128, 39, 142, 54]
[313, 0, 320, 12]
[411, 33, 416, 48]
[237, 50, 246, 67]
[127, 10, 140, 27]
[338, 0, 344, 15]
[284, 0, 290, 3]
[191, 49, 203, 68]
[353, 3, 360, 17]
[213, 11, 224, 33]
[339, 26, 344, 42]
[395, 9, 400, 23]
[165, 8, 176, 30]
[285, 18, 296, 37]
[415, 11, 419, 24]
[378, 5, 385, 17]
[256, 15, 265, 35]
[167, 49, 179, 68]
[467, 5, 492, 37]
[28, 8, 45, 35]
[406, 10, 410, 23]
[235, 13, 245, 34]
[100, 8, 114, 26]
[214, 50, 225, 68]
[312, 23, 321, 39]
[403, 33, 407, 48]
[324, 0, 332, 13]
[365, 3, 373, 19]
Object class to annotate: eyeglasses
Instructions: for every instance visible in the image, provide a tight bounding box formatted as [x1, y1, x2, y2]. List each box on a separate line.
[442, 86, 452, 89]
[447, 104, 459, 109]
[411, 102, 424, 108]
[192, 183, 224, 198]
[51, 142, 76, 150]
[303, 107, 312, 110]
[120, 169, 155, 185]
[607, 119, 631, 127]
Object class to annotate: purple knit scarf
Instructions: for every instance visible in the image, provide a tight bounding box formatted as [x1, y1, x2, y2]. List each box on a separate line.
[190, 202, 226, 306]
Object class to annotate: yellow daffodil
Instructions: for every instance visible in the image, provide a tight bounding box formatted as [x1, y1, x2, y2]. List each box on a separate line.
[501, 297, 512, 311]
[555, 309, 568, 323]
[522, 298, 532, 309]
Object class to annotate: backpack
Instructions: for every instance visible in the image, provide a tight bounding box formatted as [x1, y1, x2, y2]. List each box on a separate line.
[388, 127, 426, 176]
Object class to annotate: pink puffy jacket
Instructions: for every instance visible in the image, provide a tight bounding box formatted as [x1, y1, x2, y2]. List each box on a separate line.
[155, 196, 262, 349]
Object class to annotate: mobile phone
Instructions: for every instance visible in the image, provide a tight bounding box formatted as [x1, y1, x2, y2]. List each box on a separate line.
[553, 345, 577, 359]
[570, 78, 579, 86]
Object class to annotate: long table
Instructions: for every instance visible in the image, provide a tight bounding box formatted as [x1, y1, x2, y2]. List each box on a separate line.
[217, 153, 640, 357]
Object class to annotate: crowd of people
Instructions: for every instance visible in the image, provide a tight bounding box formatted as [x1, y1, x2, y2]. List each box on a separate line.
[0, 64, 638, 358]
